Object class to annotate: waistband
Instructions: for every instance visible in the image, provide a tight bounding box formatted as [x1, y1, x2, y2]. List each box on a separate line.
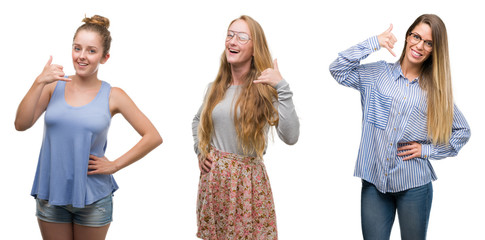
[210, 146, 262, 165]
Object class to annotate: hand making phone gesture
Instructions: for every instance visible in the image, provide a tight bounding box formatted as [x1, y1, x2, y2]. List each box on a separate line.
[377, 24, 398, 57]
[254, 59, 283, 87]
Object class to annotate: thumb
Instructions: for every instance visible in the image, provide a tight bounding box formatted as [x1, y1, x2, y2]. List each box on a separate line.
[386, 24, 393, 33]
[45, 56, 53, 67]
[273, 58, 279, 70]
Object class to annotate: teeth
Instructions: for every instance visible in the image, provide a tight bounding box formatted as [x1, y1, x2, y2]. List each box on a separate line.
[79, 63, 87, 66]
[411, 50, 422, 57]
[229, 48, 239, 53]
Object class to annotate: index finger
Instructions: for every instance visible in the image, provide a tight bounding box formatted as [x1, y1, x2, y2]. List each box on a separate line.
[391, 33, 397, 43]
[397, 144, 413, 151]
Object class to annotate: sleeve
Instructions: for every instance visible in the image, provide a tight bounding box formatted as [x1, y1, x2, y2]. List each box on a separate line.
[273, 79, 300, 145]
[192, 83, 212, 156]
[329, 36, 382, 91]
[420, 105, 471, 160]
[192, 104, 203, 156]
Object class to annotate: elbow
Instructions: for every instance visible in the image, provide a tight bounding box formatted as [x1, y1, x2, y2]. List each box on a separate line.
[285, 136, 299, 145]
[14, 121, 29, 131]
[285, 139, 298, 146]
[144, 130, 163, 149]
[282, 132, 299, 146]
[154, 133, 163, 147]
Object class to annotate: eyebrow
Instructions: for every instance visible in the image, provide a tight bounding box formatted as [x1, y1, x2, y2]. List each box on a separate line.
[228, 30, 249, 35]
[72, 43, 99, 48]
[413, 32, 432, 42]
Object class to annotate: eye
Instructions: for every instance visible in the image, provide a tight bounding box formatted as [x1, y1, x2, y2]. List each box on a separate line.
[73, 46, 80, 51]
[238, 33, 250, 41]
[89, 49, 96, 53]
[425, 41, 433, 48]
[413, 34, 421, 41]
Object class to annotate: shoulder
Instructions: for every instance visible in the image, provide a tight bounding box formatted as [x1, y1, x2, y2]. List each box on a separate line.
[109, 86, 133, 104]
[109, 86, 127, 98]
[109, 87, 134, 114]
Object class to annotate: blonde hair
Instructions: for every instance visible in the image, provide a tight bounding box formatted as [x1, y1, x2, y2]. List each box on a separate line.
[399, 14, 453, 144]
[198, 15, 278, 158]
[74, 15, 111, 57]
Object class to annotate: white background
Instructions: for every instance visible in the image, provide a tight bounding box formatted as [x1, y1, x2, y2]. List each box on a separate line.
[1, 0, 483, 239]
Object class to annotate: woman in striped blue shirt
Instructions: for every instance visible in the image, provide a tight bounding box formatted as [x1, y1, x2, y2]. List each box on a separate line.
[329, 14, 470, 240]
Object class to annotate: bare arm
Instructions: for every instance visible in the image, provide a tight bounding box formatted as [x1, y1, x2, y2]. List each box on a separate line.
[14, 56, 71, 131]
[88, 87, 163, 175]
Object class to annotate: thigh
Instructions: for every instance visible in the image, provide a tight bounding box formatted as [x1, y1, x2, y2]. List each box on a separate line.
[361, 180, 396, 240]
[396, 182, 433, 240]
[73, 223, 110, 240]
[38, 219, 74, 240]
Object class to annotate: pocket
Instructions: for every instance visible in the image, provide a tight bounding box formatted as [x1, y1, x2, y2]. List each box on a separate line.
[366, 88, 392, 130]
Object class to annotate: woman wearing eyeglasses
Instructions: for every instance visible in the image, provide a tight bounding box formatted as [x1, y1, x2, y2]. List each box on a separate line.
[329, 14, 470, 240]
[192, 15, 299, 239]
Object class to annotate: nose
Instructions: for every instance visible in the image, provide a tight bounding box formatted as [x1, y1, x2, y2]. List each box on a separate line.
[228, 35, 238, 45]
[79, 50, 86, 60]
[415, 40, 425, 50]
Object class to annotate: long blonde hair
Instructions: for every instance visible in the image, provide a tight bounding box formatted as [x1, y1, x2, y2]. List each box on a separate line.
[399, 14, 453, 144]
[198, 15, 278, 158]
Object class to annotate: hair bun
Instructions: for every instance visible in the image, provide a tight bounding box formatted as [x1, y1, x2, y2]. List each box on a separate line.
[82, 15, 110, 29]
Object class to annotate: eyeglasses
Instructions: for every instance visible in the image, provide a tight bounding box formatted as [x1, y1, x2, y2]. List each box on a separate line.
[408, 32, 433, 52]
[226, 30, 251, 44]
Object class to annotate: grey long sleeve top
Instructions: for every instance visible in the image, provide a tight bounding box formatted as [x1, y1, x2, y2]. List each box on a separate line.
[192, 79, 300, 157]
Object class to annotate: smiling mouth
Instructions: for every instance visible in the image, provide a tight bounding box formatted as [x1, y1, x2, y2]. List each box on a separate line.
[228, 48, 239, 54]
[78, 62, 88, 66]
[411, 49, 423, 58]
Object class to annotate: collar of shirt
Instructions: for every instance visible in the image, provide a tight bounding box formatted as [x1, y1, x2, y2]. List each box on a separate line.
[391, 61, 419, 84]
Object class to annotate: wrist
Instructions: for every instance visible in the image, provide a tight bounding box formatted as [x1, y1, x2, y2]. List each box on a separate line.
[34, 76, 48, 86]
[112, 160, 122, 174]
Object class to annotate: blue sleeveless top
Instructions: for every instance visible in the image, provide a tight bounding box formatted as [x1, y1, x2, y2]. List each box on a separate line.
[31, 80, 119, 208]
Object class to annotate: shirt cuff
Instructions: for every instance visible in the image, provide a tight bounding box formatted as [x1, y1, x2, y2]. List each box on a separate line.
[421, 144, 433, 159]
[367, 36, 381, 53]
[274, 78, 288, 90]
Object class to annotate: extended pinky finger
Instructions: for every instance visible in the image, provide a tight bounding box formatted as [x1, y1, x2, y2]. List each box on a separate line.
[59, 77, 72, 82]
[386, 46, 396, 57]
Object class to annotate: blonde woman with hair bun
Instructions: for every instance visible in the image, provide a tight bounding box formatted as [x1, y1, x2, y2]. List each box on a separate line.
[15, 15, 162, 240]
[329, 14, 470, 240]
[192, 15, 299, 239]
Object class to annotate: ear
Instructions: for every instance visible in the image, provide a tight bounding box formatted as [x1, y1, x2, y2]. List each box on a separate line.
[101, 53, 110, 64]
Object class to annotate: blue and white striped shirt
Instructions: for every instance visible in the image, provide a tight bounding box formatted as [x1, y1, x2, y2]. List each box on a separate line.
[329, 36, 471, 193]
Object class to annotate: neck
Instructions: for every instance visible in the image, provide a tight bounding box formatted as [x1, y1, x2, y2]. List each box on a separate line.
[401, 59, 422, 82]
[71, 72, 100, 88]
[230, 61, 251, 85]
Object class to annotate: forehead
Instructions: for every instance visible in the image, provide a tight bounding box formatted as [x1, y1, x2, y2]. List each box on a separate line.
[411, 23, 432, 40]
[73, 30, 103, 46]
[228, 19, 250, 35]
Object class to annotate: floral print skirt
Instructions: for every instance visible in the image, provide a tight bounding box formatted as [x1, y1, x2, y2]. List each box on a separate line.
[196, 147, 278, 240]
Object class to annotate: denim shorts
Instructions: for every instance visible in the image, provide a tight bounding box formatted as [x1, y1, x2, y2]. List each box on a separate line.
[36, 194, 113, 227]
